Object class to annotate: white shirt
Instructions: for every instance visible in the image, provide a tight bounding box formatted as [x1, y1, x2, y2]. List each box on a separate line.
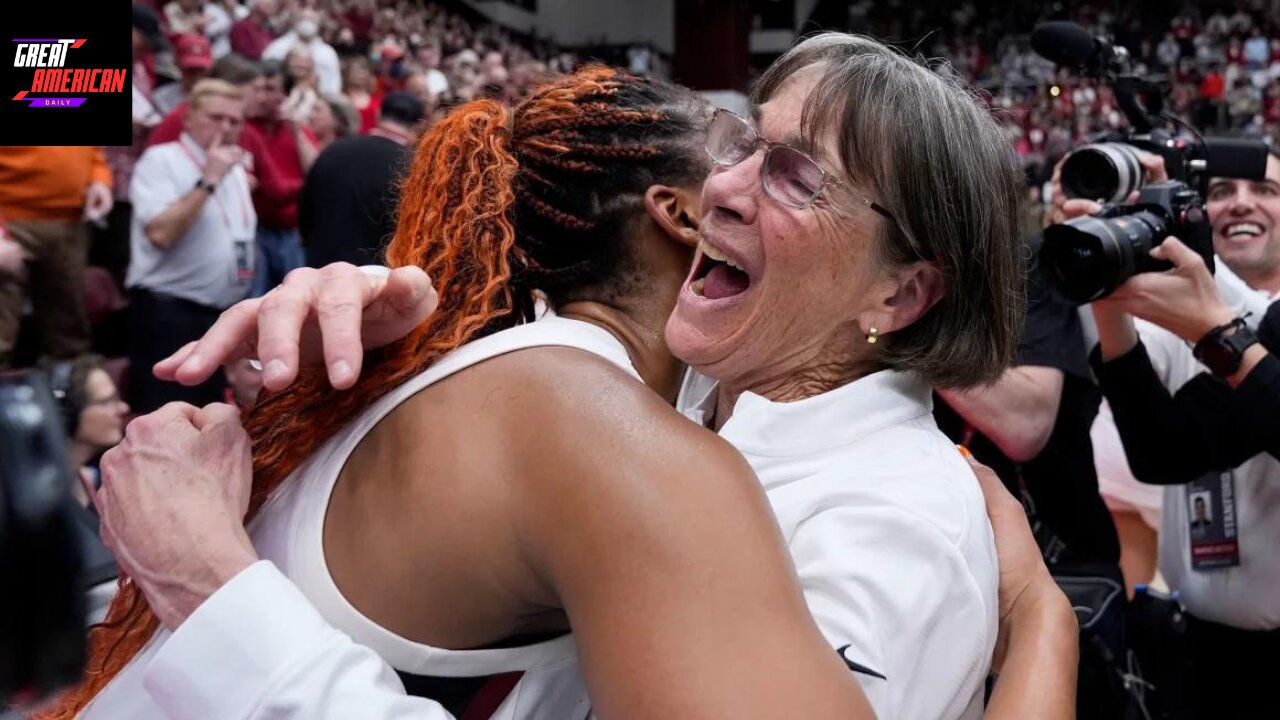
[263, 34, 343, 96]
[127, 134, 256, 308]
[109, 359, 997, 719]
[676, 368, 999, 720]
[1129, 272, 1280, 629]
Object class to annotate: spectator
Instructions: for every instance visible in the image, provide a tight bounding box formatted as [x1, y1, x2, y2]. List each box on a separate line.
[299, 91, 423, 268]
[41, 354, 128, 623]
[343, 56, 381, 134]
[96, 4, 168, 286]
[1245, 28, 1270, 71]
[1157, 32, 1182, 68]
[413, 38, 450, 98]
[264, 10, 342, 95]
[164, 0, 234, 58]
[153, 34, 215, 116]
[307, 94, 355, 151]
[246, 60, 317, 296]
[229, 0, 277, 60]
[0, 146, 112, 368]
[147, 53, 263, 148]
[373, 38, 407, 95]
[282, 47, 321, 125]
[126, 79, 257, 412]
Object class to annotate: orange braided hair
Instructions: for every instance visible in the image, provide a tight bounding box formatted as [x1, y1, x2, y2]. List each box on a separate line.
[43, 66, 711, 718]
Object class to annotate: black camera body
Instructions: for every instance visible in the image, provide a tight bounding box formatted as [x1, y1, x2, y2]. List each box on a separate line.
[1031, 21, 1269, 303]
[1041, 181, 1213, 303]
[0, 370, 85, 708]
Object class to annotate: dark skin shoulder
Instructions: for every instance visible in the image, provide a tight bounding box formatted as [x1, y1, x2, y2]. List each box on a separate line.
[324, 345, 871, 718]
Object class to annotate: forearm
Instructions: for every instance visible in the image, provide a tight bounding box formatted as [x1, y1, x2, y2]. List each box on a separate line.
[938, 367, 1062, 463]
[986, 589, 1078, 720]
[296, 129, 318, 173]
[1091, 304, 1139, 362]
[145, 188, 210, 250]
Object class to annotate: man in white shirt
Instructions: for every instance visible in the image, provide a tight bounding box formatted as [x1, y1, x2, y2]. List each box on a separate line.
[263, 11, 342, 96]
[1087, 151, 1280, 719]
[126, 78, 256, 413]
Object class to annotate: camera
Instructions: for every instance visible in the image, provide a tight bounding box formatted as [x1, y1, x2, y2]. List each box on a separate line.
[1031, 21, 1269, 303]
[0, 370, 85, 708]
[1041, 181, 1211, 304]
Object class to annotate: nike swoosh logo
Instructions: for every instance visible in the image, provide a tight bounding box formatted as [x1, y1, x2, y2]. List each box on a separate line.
[836, 645, 887, 680]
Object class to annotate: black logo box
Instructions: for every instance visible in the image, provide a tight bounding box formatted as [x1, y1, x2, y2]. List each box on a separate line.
[0, 4, 131, 146]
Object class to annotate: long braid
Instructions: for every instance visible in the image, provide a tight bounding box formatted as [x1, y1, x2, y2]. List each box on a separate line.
[43, 66, 711, 719]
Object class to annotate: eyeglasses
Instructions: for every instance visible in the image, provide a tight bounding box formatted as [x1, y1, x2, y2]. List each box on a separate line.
[704, 109, 901, 230]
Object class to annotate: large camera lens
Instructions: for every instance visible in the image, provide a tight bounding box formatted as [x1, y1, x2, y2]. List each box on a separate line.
[1039, 211, 1168, 303]
[1060, 143, 1144, 204]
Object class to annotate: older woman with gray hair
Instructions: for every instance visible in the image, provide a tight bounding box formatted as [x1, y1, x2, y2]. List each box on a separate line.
[95, 33, 1072, 720]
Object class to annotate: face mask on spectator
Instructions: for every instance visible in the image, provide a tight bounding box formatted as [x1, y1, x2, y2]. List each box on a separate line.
[297, 19, 319, 40]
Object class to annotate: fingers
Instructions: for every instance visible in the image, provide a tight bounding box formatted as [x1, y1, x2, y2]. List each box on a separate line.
[256, 284, 312, 391]
[960, 447, 1019, 514]
[154, 341, 198, 381]
[1148, 237, 1201, 269]
[173, 299, 263, 385]
[382, 265, 437, 319]
[314, 264, 374, 389]
[1137, 151, 1169, 183]
[1046, 198, 1104, 226]
[191, 402, 241, 431]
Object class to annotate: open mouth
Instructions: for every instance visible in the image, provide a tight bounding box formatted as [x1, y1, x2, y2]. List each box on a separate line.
[689, 241, 752, 301]
[1223, 222, 1265, 240]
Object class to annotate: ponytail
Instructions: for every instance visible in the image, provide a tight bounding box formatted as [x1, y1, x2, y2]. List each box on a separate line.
[40, 99, 527, 720]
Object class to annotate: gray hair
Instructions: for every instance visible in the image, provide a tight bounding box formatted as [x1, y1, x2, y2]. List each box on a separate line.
[752, 33, 1025, 388]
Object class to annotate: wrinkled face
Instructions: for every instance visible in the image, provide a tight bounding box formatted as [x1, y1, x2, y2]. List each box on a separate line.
[75, 369, 128, 451]
[1206, 155, 1280, 284]
[186, 94, 245, 146]
[665, 66, 892, 388]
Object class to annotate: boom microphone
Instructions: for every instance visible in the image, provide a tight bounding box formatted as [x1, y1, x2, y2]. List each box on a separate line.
[1031, 21, 1128, 74]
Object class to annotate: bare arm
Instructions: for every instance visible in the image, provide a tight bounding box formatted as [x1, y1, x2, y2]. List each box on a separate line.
[938, 366, 1065, 462]
[144, 185, 214, 250]
[970, 454, 1078, 720]
[517, 365, 875, 719]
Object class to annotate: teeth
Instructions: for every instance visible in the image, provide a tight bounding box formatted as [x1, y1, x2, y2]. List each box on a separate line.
[701, 241, 728, 263]
[1226, 222, 1263, 238]
[699, 241, 746, 272]
[690, 278, 705, 296]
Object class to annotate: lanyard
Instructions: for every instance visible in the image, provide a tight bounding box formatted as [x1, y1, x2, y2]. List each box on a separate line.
[177, 136, 253, 236]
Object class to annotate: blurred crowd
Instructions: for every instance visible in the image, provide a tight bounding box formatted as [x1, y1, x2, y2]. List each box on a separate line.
[844, 1, 1280, 185]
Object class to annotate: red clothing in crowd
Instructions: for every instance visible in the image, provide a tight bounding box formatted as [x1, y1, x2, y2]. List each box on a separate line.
[344, 7, 374, 44]
[247, 117, 316, 231]
[355, 91, 383, 134]
[146, 103, 314, 231]
[229, 17, 274, 60]
[147, 102, 265, 155]
[1200, 72, 1226, 100]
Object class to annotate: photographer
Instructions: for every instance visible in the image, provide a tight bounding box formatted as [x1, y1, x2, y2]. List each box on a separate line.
[1063, 154, 1280, 719]
[1093, 238, 1279, 473]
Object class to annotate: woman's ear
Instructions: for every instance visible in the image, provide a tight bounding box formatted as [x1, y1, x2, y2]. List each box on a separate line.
[860, 261, 945, 336]
[644, 184, 701, 249]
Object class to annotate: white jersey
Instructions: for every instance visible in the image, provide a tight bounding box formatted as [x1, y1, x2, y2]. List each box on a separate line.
[81, 315, 639, 720]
